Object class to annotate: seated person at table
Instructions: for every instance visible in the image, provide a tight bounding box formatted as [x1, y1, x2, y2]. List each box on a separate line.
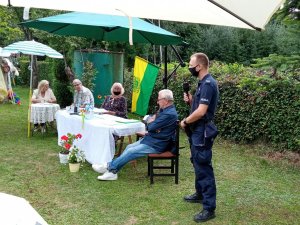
[101, 82, 127, 118]
[73, 79, 94, 108]
[31, 80, 57, 132]
[92, 89, 178, 181]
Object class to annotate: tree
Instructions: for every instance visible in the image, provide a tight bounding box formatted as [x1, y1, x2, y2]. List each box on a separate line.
[274, 0, 300, 35]
[0, 6, 23, 46]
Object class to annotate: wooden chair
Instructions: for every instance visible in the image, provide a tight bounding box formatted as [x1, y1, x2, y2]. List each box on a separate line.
[115, 135, 133, 156]
[31, 120, 58, 137]
[137, 120, 180, 184]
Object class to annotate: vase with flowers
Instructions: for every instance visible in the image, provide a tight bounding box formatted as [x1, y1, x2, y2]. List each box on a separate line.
[59, 133, 82, 164]
[68, 145, 85, 172]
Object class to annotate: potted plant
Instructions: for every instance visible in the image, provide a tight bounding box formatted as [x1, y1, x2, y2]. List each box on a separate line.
[59, 133, 82, 164]
[68, 145, 85, 172]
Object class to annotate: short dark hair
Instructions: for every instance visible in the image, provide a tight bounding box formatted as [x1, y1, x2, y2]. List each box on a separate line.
[192, 53, 209, 68]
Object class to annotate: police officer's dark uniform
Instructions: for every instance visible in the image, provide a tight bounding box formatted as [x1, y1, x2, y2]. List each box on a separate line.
[186, 73, 219, 221]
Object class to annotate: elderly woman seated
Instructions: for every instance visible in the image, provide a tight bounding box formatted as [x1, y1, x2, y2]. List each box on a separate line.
[31, 80, 57, 132]
[101, 82, 127, 118]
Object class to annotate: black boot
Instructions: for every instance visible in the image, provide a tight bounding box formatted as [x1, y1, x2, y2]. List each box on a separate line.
[194, 209, 215, 223]
[183, 192, 202, 203]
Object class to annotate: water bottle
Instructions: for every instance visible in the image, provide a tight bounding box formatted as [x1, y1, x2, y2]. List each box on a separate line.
[74, 103, 78, 113]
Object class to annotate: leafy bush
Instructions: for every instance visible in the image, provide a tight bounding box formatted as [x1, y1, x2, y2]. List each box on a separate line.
[18, 59, 54, 86]
[211, 61, 300, 151]
[52, 60, 73, 108]
[125, 61, 299, 151]
[81, 61, 96, 92]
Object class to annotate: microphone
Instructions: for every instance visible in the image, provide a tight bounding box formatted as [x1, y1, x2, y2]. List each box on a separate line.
[183, 82, 190, 104]
[183, 82, 190, 95]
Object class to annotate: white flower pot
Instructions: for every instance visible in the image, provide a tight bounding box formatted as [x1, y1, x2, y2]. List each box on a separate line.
[59, 152, 69, 164]
[69, 163, 80, 172]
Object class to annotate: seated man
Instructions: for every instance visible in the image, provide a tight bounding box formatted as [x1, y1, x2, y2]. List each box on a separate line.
[93, 89, 178, 181]
[72, 79, 94, 108]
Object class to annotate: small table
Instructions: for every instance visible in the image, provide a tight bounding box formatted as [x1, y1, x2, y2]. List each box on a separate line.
[30, 103, 60, 124]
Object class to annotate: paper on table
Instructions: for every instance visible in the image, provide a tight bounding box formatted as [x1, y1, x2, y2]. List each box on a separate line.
[114, 119, 140, 124]
[107, 116, 140, 123]
[93, 108, 107, 113]
[93, 114, 140, 124]
[93, 114, 119, 125]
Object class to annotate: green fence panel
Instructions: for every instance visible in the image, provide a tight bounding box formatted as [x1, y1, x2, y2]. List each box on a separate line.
[73, 50, 124, 106]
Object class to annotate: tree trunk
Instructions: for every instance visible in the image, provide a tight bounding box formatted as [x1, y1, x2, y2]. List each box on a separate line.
[31, 56, 38, 88]
[13, 8, 38, 88]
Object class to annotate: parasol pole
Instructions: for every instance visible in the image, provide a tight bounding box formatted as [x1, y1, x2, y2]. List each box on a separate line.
[27, 55, 33, 137]
[116, 9, 133, 45]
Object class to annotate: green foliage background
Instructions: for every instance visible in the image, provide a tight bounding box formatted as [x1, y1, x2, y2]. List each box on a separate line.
[52, 59, 73, 108]
[124, 61, 300, 152]
[212, 62, 300, 151]
[17, 59, 54, 86]
[81, 61, 96, 92]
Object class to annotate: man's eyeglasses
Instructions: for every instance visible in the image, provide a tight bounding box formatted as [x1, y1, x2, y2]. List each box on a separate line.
[157, 98, 165, 102]
[73, 83, 80, 87]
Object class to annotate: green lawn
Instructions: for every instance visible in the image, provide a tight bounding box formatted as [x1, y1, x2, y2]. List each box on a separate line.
[0, 87, 299, 225]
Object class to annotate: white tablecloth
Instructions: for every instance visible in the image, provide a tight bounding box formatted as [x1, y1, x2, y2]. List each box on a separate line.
[55, 110, 145, 165]
[0, 192, 48, 225]
[30, 103, 60, 124]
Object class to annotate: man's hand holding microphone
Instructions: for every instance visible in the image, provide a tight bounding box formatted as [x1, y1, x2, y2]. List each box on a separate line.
[183, 82, 192, 106]
[181, 82, 192, 135]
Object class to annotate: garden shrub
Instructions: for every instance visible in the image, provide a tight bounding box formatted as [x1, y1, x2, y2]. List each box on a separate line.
[18, 59, 54, 86]
[52, 60, 73, 108]
[81, 61, 96, 92]
[211, 61, 300, 151]
[124, 61, 299, 151]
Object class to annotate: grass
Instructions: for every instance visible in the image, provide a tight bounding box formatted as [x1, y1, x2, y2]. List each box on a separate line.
[0, 87, 299, 225]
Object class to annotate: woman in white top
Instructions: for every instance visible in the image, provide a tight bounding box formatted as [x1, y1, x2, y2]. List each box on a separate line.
[31, 80, 57, 132]
[31, 80, 56, 104]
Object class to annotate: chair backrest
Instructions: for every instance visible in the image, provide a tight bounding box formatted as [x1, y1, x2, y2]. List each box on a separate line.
[169, 120, 180, 155]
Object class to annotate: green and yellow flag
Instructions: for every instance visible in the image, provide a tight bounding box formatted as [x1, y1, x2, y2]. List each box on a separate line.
[131, 56, 160, 116]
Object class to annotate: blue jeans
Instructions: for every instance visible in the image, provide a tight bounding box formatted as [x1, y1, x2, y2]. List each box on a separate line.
[108, 139, 160, 173]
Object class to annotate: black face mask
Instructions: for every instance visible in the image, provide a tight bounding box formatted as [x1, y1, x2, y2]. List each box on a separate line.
[113, 91, 121, 96]
[189, 66, 199, 77]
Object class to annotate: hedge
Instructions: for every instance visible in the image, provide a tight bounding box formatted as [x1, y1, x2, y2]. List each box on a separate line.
[17, 58, 54, 87]
[124, 62, 300, 152]
[212, 62, 299, 151]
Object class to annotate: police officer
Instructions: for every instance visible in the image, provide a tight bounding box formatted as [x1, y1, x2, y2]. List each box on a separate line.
[180, 53, 219, 223]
